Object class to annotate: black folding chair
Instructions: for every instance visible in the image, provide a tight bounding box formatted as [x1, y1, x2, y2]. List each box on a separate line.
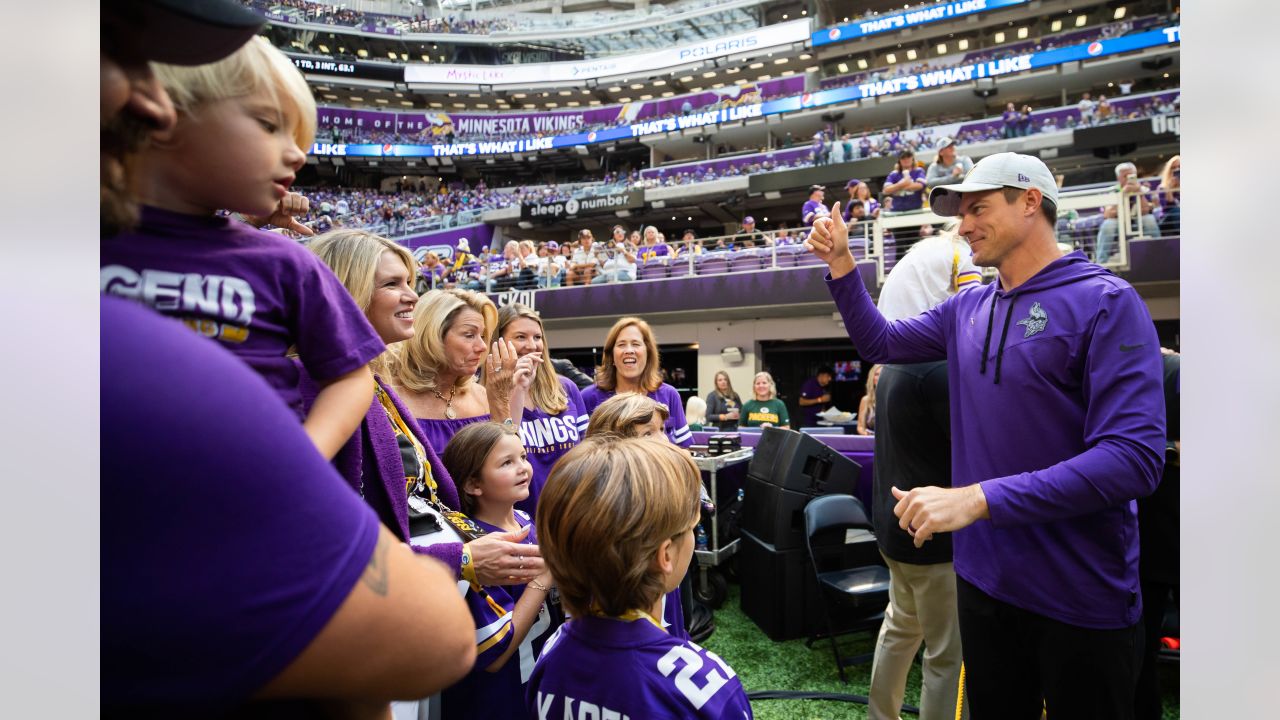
[803, 494, 891, 683]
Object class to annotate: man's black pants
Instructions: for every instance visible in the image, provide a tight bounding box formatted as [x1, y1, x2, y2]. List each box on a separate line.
[957, 577, 1141, 720]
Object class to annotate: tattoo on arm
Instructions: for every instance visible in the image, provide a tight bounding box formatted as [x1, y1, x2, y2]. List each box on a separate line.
[360, 533, 389, 596]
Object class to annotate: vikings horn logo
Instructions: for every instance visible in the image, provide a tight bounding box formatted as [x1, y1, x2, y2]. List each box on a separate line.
[1016, 301, 1048, 338]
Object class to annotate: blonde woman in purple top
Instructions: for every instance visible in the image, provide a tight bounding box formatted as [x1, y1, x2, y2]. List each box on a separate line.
[390, 289, 536, 451]
[497, 303, 589, 517]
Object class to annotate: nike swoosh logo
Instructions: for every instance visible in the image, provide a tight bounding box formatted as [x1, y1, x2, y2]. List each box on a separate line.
[1119, 343, 1146, 352]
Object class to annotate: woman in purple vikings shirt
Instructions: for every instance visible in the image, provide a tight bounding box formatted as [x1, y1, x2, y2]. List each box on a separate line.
[581, 316, 693, 447]
[497, 303, 589, 517]
[304, 233, 545, 595]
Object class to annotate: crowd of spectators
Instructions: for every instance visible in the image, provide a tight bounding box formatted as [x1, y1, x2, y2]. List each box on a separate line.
[820, 15, 1160, 93]
[642, 89, 1178, 190]
[296, 173, 642, 237]
[298, 88, 1178, 244]
[316, 85, 796, 146]
[247, 0, 746, 37]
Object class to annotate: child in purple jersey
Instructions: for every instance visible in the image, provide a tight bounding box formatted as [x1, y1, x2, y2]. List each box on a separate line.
[581, 316, 693, 447]
[441, 422, 560, 720]
[100, 37, 380, 460]
[529, 437, 752, 720]
[497, 304, 588, 517]
[583, 392, 702, 639]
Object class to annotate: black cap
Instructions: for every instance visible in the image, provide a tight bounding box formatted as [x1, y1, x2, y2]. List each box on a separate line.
[104, 0, 265, 66]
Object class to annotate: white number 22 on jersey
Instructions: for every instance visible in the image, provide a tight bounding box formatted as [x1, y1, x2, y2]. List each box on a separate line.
[656, 642, 737, 710]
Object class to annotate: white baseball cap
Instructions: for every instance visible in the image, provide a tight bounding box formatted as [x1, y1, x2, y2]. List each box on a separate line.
[928, 152, 1058, 217]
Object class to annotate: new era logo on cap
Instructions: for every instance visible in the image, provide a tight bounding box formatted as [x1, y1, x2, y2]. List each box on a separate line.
[927, 152, 1059, 218]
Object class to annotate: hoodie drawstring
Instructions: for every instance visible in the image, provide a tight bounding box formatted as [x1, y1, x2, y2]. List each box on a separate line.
[979, 293, 1017, 384]
[994, 300, 1016, 385]
[979, 295, 998, 376]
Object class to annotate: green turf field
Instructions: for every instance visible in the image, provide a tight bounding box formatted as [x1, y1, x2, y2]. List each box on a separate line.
[701, 584, 1180, 719]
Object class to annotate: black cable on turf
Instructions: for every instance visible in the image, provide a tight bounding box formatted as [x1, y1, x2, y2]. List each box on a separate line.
[746, 690, 920, 715]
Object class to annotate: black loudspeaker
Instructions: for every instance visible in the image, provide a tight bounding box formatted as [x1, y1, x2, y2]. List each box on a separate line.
[742, 475, 815, 551]
[747, 427, 861, 494]
[742, 428, 860, 549]
[738, 528, 825, 641]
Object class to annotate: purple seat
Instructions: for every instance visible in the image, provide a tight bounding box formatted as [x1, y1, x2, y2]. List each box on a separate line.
[637, 261, 670, 280]
[773, 245, 801, 267]
[696, 256, 729, 275]
[793, 246, 825, 265]
[730, 251, 765, 272]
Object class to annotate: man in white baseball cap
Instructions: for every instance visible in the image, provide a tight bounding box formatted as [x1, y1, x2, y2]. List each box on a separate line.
[805, 151, 1165, 718]
[924, 136, 974, 190]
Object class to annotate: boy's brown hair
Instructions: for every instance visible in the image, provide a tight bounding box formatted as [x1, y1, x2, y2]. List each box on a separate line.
[536, 436, 699, 618]
[584, 392, 669, 439]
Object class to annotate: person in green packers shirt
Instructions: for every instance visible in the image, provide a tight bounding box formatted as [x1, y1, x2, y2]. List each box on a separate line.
[741, 371, 790, 429]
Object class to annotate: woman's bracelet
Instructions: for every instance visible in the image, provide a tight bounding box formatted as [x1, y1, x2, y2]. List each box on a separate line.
[530, 578, 552, 592]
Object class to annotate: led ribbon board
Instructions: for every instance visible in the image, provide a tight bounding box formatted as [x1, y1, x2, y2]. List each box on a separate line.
[311, 26, 1180, 158]
[813, 0, 1030, 47]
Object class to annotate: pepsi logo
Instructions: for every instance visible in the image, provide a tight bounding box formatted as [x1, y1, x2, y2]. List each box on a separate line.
[587, 132, 597, 142]
[1087, 42, 1103, 56]
[382, 144, 394, 155]
[801, 92, 814, 107]
[828, 28, 841, 41]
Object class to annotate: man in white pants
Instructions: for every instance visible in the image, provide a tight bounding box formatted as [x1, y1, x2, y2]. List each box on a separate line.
[868, 232, 982, 720]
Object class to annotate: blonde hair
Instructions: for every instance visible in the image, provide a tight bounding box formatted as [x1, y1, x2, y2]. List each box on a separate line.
[392, 289, 496, 393]
[585, 393, 670, 439]
[595, 316, 663, 394]
[151, 36, 317, 149]
[442, 421, 520, 517]
[307, 229, 415, 374]
[863, 364, 882, 413]
[536, 436, 700, 618]
[752, 371, 777, 401]
[152, 36, 317, 151]
[1159, 154, 1181, 204]
[712, 370, 736, 400]
[497, 304, 567, 415]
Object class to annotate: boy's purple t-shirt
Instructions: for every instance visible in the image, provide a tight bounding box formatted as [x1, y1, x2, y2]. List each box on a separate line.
[101, 206, 385, 415]
[516, 376, 589, 517]
[885, 168, 927, 211]
[581, 383, 693, 447]
[444, 511, 560, 719]
[526, 615, 752, 720]
[102, 296, 379, 711]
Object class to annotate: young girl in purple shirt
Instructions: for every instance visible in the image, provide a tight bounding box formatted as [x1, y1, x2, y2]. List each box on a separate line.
[441, 422, 560, 719]
[496, 304, 589, 517]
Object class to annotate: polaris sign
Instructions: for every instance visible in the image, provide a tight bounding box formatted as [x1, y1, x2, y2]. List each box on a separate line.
[679, 36, 758, 61]
[521, 190, 642, 221]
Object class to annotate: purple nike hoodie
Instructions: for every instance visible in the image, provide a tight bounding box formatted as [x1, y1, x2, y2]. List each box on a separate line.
[828, 250, 1165, 629]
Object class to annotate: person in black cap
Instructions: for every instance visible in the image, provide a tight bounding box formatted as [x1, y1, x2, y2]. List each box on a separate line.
[101, 2, 475, 715]
[801, 184, 830, 228]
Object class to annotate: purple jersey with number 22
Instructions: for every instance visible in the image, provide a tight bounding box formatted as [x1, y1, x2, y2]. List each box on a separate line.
[526, 614, 752, 719]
